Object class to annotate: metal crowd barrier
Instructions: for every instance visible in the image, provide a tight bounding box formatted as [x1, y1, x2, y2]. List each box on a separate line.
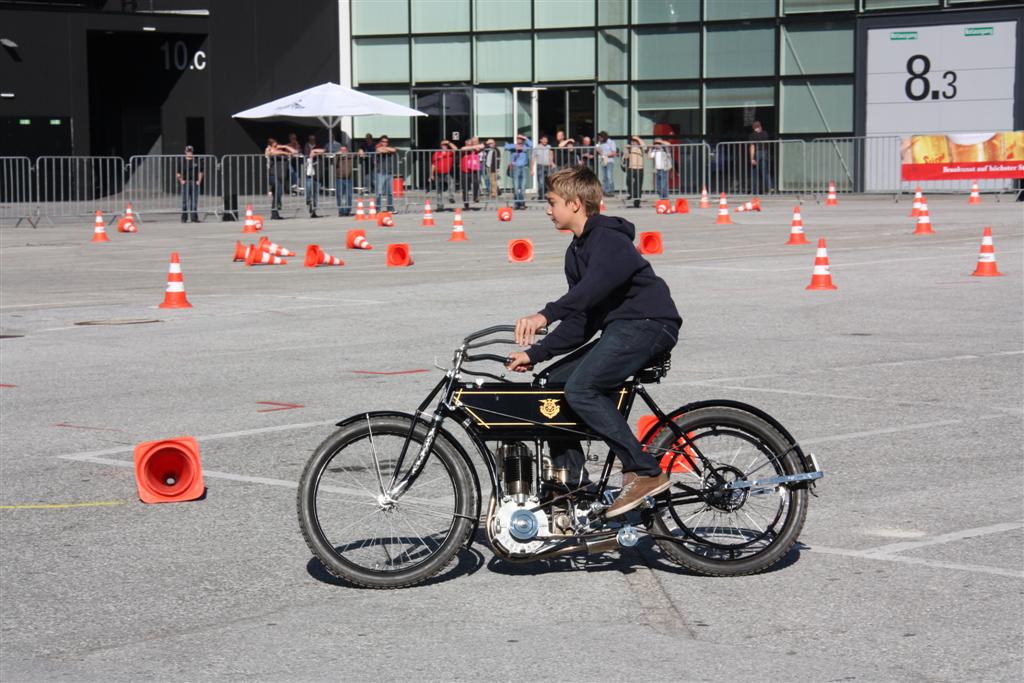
[805, 136, 901, 198]
[0, 157, 34, 226]
[34, 156, 125, 219]
[124, 154, 220, 220]
[713, 140, 807, 198]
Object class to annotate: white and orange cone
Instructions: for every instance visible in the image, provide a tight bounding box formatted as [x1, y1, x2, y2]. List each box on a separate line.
[599, 199, 606, 213]
[699, 185, 710, 209]
[913, 198, 935, 235]
[715, 193, 732, 224]
[910, 187, 923, 217]
[245, 247, 287, 266]
[346, 229, 374, 250]
[242, 204, 259, 233]
[233, 241, 254, 262]
[806, 238, 837, 290]
[90, 211, 110, 242]
[825, 181, 838, 206]
[258, 237, 295, 257]
[118, 203, 138, 233]
[304, 244, 344, 268]
[786, 206, 808, 245]
[422, 200, 435, 227]
[968, 181, 981, 205]
[354, 199, 366, 221]
[449, 215, 467, 242]
[971, 227, 1003, 277]
[159, 252, 193, 308]
[367, 198, 377, 219]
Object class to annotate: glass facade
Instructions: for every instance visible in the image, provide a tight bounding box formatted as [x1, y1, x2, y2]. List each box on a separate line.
[347, 0, 1005, 144]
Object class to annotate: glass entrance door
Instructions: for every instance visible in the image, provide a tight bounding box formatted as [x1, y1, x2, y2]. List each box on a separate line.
[414, 89, 471, 147]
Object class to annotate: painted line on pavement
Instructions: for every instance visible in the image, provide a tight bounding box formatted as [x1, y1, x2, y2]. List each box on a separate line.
[859, 521, 1024, 556]
[0, 500, 127, 510]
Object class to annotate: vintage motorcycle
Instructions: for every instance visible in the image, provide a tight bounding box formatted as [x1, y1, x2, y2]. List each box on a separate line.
[297, 325, 823, 589]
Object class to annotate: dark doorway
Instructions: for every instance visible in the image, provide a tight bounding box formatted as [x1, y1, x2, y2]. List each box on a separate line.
[705, 106, 776, 143]
[186, 117, 206, 154]
[537, 87, 595, 142]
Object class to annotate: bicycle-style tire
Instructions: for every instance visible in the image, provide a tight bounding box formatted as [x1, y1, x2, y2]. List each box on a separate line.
[297, 415, 476, 589]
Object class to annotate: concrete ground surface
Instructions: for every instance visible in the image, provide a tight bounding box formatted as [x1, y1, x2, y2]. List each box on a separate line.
[1, 194, 1022, 682]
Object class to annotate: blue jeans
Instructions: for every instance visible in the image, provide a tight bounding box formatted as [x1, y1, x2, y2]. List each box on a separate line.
[545, 319, 680, 477]
[305, 177, 319, 211]
[512, 164, 527, 208]
[268, 175, 283, 213]
[536, 164, 550, 198]
[375, 173, 394, 212]
[335, 178, 353, 216]
[655, 169, 669, 199]
[601, 162, 615, 194]
[751, 154, 772, 195]
[180, 181, 198, 221]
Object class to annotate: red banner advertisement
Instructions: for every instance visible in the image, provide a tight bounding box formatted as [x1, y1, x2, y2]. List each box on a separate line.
[900, 131, 1024, 181]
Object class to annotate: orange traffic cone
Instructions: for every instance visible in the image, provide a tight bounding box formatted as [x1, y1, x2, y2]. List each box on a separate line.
[599, 199, 606, 213]
[699, 186, 710, 208]
[968, 181, 981, 205]
[913, 199, 935, 235]
[910, 187, 923, 217]
[158, 252, 193, 308]
[242, 204, 259, 233]
[91, 211, 110, 242]
[233, 241, 254, 262]
[971, 227, 1004, 277]
[258, 237, 296, 257]
[497, 206, 513, 222]
[346, 229, 374, 250]
[117, 203, 138, 233]
[508, 239, 534, 263]
[376, 211, 394, 227]
[638, 232, 663, 255]
[675, 198, 689, 214]
[354, 199, 366, 221]
[246, 247, 287, 266]
[751, 197, 761, 212]
[806, 238, 837, 290]
[304, 244, 344, 267]
[735, 199, 756, 213]
[449, 218, 467, 242]
[786, 206, 808, 245]
[422, 200, 435, 227]
[715, 193, 732, 224]
[386, 243, 413, 267]
[367, 198, 377, 219]
[655, 199, 672, 214]
[452, 207, 465, 233]
[825, 181, 838, 206]
[133, 436, 205, 504]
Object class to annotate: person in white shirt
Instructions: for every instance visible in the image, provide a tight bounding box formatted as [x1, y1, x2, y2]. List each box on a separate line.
[597, 131, 617, 196]
[649, 139, 673, 200]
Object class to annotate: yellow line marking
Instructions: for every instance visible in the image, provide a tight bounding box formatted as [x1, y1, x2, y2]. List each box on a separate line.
[0, 500, 127, 510]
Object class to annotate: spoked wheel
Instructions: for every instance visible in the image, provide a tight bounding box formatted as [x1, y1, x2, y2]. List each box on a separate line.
[297, 415, 477, 589]
[646, 407, 809, 576]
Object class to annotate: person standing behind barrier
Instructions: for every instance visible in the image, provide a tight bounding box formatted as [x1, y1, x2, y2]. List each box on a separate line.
[359, 132, 376, 194]
[623, 136, 646, 208]
[176, 145, 203, 223]
[460, 137, 484, 209]
[265, 138, 291, 220]
[303, 134, 326, 218]
[334, 146, 354, 217]
[430, 140, 456, 208]
[579, 136, 596, 171]
[562, 139, 581, 168]
[749, 120, 773, 196]
[597, 131, 617, 196]
[287, 132, 302, 193]
[553, 130, 568, 168]
[649, 139, 672, 200]
[373, 135, 398, 213]
[482, 138, 500, 199]
[533, 136, 553, 200]
[505, 133, 532, 210]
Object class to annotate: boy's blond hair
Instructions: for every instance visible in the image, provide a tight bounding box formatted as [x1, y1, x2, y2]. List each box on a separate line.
[545, 166, 602, 216]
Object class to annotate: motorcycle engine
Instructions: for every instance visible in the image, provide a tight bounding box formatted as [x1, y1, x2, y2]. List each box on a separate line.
[490, 441, 551, 557]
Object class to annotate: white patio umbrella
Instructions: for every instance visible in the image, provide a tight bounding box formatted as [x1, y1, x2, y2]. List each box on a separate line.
[232, 82, 425, 146]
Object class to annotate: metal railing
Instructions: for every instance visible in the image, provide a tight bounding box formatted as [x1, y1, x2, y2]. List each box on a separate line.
[0, 157, 34, 225]
[714, 140, 807, 198]
[34, 156, 125, 218]
[124, 154, 220, 220]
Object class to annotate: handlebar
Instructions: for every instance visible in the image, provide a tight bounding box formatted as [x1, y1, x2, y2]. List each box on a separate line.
[462, 324, 547, 345]
[462, 353, 511, 364]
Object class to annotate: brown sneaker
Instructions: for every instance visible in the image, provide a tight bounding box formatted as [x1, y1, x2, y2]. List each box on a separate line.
[606, 472, 671, 517]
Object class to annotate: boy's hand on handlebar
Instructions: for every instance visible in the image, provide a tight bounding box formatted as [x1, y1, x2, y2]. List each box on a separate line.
[515, 313, 548, 346]
[506, 351, 533, 373]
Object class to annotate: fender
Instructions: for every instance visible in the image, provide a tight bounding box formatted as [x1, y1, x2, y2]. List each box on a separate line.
[637, 399, 815, 476]
[335, 411, 486, 549]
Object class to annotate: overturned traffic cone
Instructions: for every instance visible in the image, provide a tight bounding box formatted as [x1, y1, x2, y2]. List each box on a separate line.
[304, 244, 344, 268]
[133, 436, 205, 504]
[346, 229, 373, 250]
[497, 206, 513, 222]
[159, 252, 193, 308]
[751, 197, 761, 212]
[825, 181, 838, 206]
[422, 200, 435, 227]
[354, 199, 366, 221]
[117, 203, 138, 233]
[367, 198, 377, 220]
[91, 211, 110, 242]
[258, 237, 295, 257]
[735, 199, 756, 213]
[968, 181, 981, 205]
[638, 231, 663, 255]
[376, 211, 394, 227]
[675, 198, 690, 214]
[913, 199, 935, 235]
[699, 186, 711, 209]
[508, 238, 534, 263]
[910, 187, 923, 217]
[806, 238, 837, 291]
[246, 247, 287, 266]
[715, 193, 732, 224]
[242, 204, 260, 233]
[386, 243, 413, 267]
[655, 199, 672, 214]
[233, 241, 254, 262]
[786, 206, 808, 245]
[971, 227, 1004, 277]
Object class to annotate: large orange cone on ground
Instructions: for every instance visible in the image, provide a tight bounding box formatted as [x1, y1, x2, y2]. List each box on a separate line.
[376, 211, 394, 227]
[133, 436, 205, 504]
[699, 186, 710, 208]
[825, 181, 838, 206]
[971, 227, 1004, 277]
[508, 239, 534, 263]
[117, 203, 138, 233]
[968, 181, 981, 205]
[386, 243, 413, 267]
[91, 211, 110, 242]
[246, 247, 287, 266]
[452, 207, 465, 233]
[655, 199, 672, 214]
[636, 415, 694, 474]
[715, 193, 732, 224]
[675, 198, 689, 214]
[910, 187, 923, 217]
[449, 218, 467, 242]
[638, 232, 663, 255]
[258, 237, 295, 257]
[346, 229, 373, 250]
[159, 252, 193, 308]
[242, 204, 260, 233]
[913, 199, 935, 235]
[233, 241, 254, 262]
[497, 206, 513, 222]
[806, 238, 837, 290]
[304, 244, 344, 267]
[354, 199, 366, 221]
[786, 206, 808, 245]
[422, 200, 435, 227]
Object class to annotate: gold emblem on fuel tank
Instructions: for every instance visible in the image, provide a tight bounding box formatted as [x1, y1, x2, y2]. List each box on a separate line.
[539, 398, 561, 419]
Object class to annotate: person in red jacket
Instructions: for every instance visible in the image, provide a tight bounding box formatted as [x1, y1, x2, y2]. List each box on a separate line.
[430, 140, 456, 209]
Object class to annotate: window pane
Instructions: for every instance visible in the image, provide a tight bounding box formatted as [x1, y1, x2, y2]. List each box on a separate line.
[413, 36, 470, 83]
[412, 0, 469, 33]
[782, 0, 854, 13]
[353, 38, 410, 85]
[352, 0, 408, 35]
[705, 0, 775, 20]
[633, 27, 699, 80]
[535, 0, 594, 28]
[475, 89, 513, 137]
[864, 0, 937, 8]
[598, 0, 628, 24]
[475, 34, 532, 83]
[705, 26, 775, 78]
[632, 84, 700, 136]
[599, 28, 628, 81]
[782, 23, 854, 75]
[353, 90, 413, 139]
[632, 0, 699, 23]
[598, 84, 628, 135]
[535, 32, 595, 81]
[781, 79, 853, 133]
[474, 0, 531, 30]
[705, 83, 774, 108]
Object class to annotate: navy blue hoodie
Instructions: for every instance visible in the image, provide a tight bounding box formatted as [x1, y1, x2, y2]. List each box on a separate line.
[526, 214, 682, 364]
